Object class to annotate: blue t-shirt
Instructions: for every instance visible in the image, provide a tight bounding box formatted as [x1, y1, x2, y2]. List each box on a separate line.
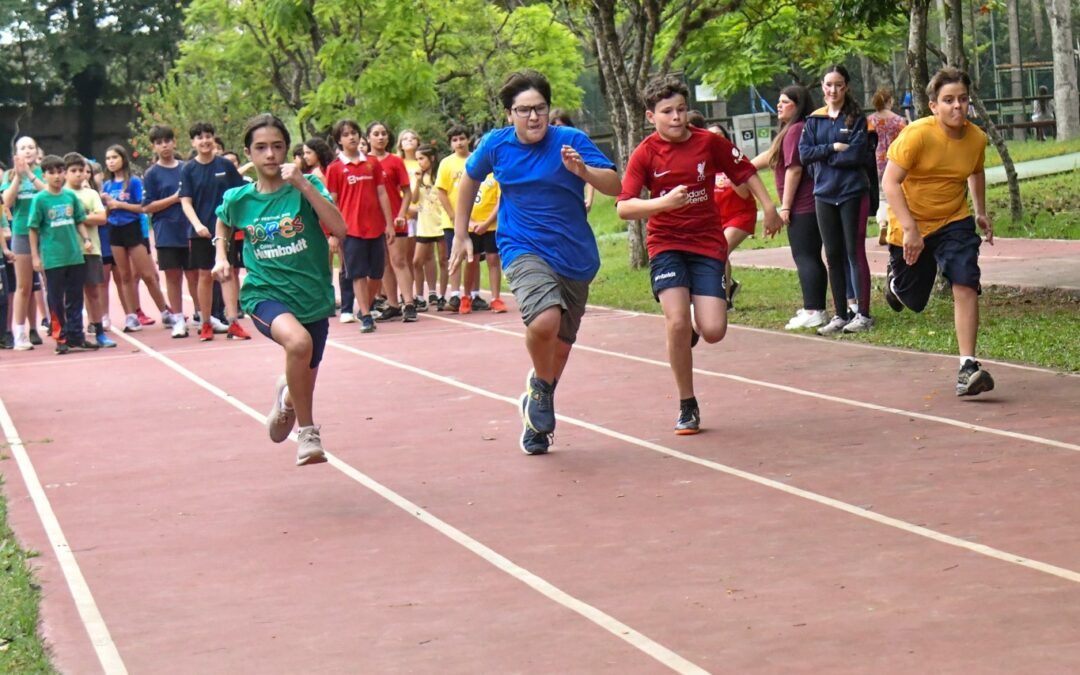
[142, 162, 188, 247]
[466, 125, 614, 281]
[178, 156, 246, 239]
[103, 176, 143, 226]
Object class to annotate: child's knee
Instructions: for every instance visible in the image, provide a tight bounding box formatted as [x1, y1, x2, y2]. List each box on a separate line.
[700, 323, 727, 343]
[281, 330, 313, 356]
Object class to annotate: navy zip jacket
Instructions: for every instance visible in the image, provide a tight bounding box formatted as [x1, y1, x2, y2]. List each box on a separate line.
[799, 106, 869, 205]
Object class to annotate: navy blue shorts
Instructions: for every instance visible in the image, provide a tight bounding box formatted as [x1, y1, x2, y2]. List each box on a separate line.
[889, 217, 981, 312]
[250, 300, 329, 369]
[109, 221, 145, 250]
[649, 250, 727, 301]
[342, 235, 385, 280]
[441, 229, 455, 257]
[469, 230, 498, 255]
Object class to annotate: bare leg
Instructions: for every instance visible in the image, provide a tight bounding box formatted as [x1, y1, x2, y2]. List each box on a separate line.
[12, 254, 33, 329]
[524, 306, 563, 384]
[197, 270, 214, 323]
[723, 228, 751, 293]
[354, 277, 372, 316]
[110, 246, 138, 314]
[658, 287, 695, 399]
[127, 244, 169, 312]
[953, 284, 979, 356]
[388, 237, 414, 305]
[486, 254, 501, 300]
[271, 314, 319, 428]
[164, 269, 184, 317]
[436, 239, 449, 297]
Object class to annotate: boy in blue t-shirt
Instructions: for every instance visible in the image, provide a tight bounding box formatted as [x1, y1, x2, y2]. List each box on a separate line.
[449, 69, 621, 455]
[144, 125, 194, 338]
[27, 155, 95, 354]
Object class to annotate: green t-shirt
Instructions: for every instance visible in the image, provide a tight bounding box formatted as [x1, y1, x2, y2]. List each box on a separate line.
[1, 167, 44, 236]
[216, 176, 334, 324]
[28, 189, 87, 270]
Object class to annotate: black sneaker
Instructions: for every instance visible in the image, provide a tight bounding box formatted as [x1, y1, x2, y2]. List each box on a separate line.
[360, 315, 377, 333]
[726, 279, 741, 310]
[55, 342, 70, 355]
[471, 296, 490, 311]
[956, 361, 995, 397]
[414, 298, 428, 312]
[402, 304, 418, 322]
[447, 295, 461, 313]
[521, 374, 556, 434]
[68, 339, 100, 352]
[436, 296, 447, 311]
[884, 263, 904, 312]
[373, 296, 389, 313]
[28, 329, 43, 345]
[0, 332, 13, 349]
[375, 305, 403, 322]
[674, 403, 701, 435]
[519, 425, 552, 455]
[428, 293, 438, 306]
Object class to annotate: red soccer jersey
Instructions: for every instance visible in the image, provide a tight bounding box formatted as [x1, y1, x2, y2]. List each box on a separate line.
[375, 153, 411, 233]
[714, 173, 758, 233]
[617, 126, 757, 261]
[325, 153, 387, 239]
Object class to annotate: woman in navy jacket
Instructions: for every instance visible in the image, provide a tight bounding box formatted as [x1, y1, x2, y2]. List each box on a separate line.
[799, 64, 873, 335]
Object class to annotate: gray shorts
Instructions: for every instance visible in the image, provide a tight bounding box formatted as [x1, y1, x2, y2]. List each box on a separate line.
[504, 253, 590, 345]
[11, 234, 30, 255]
[84, 254, 104, 285]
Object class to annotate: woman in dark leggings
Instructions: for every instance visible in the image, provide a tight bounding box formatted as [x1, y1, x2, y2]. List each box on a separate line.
[753, 85, 826, 329]
[799, 64, 873, 335]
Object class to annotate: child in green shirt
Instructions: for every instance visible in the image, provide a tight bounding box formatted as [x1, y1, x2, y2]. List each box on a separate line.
[27, 155, 94, 354]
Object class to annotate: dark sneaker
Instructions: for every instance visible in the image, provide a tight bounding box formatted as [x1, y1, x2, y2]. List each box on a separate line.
[957, 361, 995, 397]
[428, 293, 439, 306]
[414, 297, 428, 312]
[884, 263, 904, 312]
[674, 403, 701, 435]
[28, 329, 43, 345]
[402, 304, 418, 322]
[55, 342, 70, 355]
[0, 332, 13, 349]
[68, 339, 100, 352]
[447, 295, 461, 313]
[373, 296, 389, 313]
[519, 424, 552, 455]
[360, 315, 377, 333]
[471, 296, 490, 311]
[375, 305, 403, 322]
[521, 374, 556, 434]
[726, 279, 741, 310]
[436, 296, 447, 311]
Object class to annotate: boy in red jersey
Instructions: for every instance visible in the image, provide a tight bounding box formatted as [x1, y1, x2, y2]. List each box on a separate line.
[617, 75, 781, 434]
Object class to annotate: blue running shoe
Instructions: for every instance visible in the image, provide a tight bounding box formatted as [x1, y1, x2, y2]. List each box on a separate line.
[521, 372, 556, 434]
[96, 331, 118, 348]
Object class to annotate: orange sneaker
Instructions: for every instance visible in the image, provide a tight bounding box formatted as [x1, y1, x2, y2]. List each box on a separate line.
[459, 295, 472, 315]
[199, 322, 214, 342]
[490, 298, 508, 313]
[227, 322, 252, 340]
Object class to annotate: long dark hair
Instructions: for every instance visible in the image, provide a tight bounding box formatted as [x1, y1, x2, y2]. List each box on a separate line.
[104, 144, 132, 192]
[415, 144, 438, 186]
[303, 137, 334, 171]
[823, 64, 862, 128]
[768, 85, 815, 170]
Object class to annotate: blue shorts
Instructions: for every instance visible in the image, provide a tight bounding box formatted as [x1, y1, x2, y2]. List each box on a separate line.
[442, 229, 455, 257]
[342, 235, 385, 280]
[649, 250, 727, 301]
[250, 300, 329, 369]
[889, 217, 981, 312]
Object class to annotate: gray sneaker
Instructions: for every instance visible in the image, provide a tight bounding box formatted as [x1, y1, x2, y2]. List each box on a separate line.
[956, 361, 995, 397]
[266, 375, 296, 443]
[842, 313, 875, 333]
[816, 315, 850, 336]
[296, 426, 327, 466]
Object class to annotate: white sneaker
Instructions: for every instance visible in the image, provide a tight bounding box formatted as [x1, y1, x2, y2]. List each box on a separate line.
[339, 312, 357, 324]
[266, 374, 296, 443]
[123, 313, 142, 332]
[785, 309, 826, 330]
[12, 333, 33, 351]
[171, 316, 189, 338]
[210, 316, 230, 334]
[842, 313, 875, 333]
[161, 311, 175, 328]
[101, 315, 111, 330]
[816, 315, 850, 336]
[296, 426, 327, 466]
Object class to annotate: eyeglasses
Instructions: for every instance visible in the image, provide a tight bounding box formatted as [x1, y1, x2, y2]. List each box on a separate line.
[511, 104, 550, 119]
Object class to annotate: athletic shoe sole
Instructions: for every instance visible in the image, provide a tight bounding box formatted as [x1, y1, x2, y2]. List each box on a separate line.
[957, 369, 995, 397]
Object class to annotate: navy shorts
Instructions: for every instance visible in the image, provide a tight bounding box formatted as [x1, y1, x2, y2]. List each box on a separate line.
[649, 250, 727, 301]
[109, 221, 145, 250]
[469, 230, 499, 256]
[188, 237, 215, 270]
[888, 217, 981, 313]
[226, 237, 245, 269]
[157, 246, 189, 271]
[342, 235, 385, 280]
[250, 300, 329, 369]
[441, 229, 455, 257]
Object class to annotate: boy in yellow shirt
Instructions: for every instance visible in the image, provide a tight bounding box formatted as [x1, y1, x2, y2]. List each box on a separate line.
[882, 67, 995, 396]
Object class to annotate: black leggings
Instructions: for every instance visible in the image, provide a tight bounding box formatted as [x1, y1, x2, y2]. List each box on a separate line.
[787, 211, 827, 311]
[816, 194, 870, 317]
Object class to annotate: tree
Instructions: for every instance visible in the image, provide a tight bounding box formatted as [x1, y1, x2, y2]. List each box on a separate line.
[1045, 0, 1079, 139]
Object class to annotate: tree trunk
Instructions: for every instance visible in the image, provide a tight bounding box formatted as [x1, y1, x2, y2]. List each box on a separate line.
[1045, 0, 1080, 139]
[907, 0, 932, 117]
[71, 64, 106, 157]
[946, 0, 965, 71]
[1030, 0, 1044, 50]
[1006, 0, 1025, 140]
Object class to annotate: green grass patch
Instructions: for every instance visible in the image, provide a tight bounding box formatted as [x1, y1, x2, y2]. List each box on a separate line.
[591, 237, 1080, 372]
[985, 137, 1080, 167]
[0, 477, 56, 673]
[987, 171, 1080, 239]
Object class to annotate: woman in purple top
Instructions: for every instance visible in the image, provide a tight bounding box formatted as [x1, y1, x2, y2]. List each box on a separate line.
[753, 85, 826, 329]
[867, 87, 907, 243]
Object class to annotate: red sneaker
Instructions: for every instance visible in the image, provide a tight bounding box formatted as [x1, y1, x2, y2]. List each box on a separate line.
[136, 309, 156, 326]
[199, 322, 214, 342]
[459, 295, 472, 315]
[490, 298, 508, 313]
[226, 322, 251, 340]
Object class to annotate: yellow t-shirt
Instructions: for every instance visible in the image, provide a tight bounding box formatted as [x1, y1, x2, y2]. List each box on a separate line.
[886, 117, 986, 245]
[434, 153, 500, 231]
[415, 178, 444, 238]
[73, 187, 105, 256]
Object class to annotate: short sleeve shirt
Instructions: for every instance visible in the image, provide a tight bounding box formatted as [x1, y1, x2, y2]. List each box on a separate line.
[325, 154, 387, 239]
[143, 162, 189, 247]
[414, 179, 444, 238]
[28, 189, 87, 269]
[103, 177, 143, 226]
[776, 120, 816, 215]
[435, 153, 469, 230]
[216, 175, 334, 323]
[179, 156, 247, 237]
[375, 153, 411, 218]
[72, 187, 105, 256]
[617, 127, 757, 261]
[886, 117, 986, 245]
[1, 167, 43, 236]
[466, 125, 615, 281]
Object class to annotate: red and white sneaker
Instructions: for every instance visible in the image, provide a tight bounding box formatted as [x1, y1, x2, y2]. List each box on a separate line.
[199, 322, 214, 342]
[136, 309, 156, 326]
[226, 322, 251, 340]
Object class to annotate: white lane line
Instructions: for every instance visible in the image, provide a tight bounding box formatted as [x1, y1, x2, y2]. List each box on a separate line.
[424, 314, 1080, 454]
[107, 329, 707, 675]
[0, 397, 128, 675]
[326, 339, 1080, 586]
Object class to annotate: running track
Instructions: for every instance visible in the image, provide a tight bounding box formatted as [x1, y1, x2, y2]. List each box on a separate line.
[2, 293, 1079, 673]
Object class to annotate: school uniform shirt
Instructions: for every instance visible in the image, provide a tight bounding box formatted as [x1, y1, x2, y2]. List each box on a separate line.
[27, 189, 87, 270]
[798, 107, 869, 205]
[466, 125, 615, 281]
[618, 126, 756, 262]
[325, 153, 387, 239]
[142, 162, 189, 247]
[885, 116, 986, 246]
[776, 120, 817, 215]
[72, 187, 105, 256]
[374, 153, 411, 221]
[414, 178, 444, 238]
[0, 167, 43, 236]
[179, 156, 246, 238]
[102, 177, 143, 226]
[216, 175, 334, 324]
